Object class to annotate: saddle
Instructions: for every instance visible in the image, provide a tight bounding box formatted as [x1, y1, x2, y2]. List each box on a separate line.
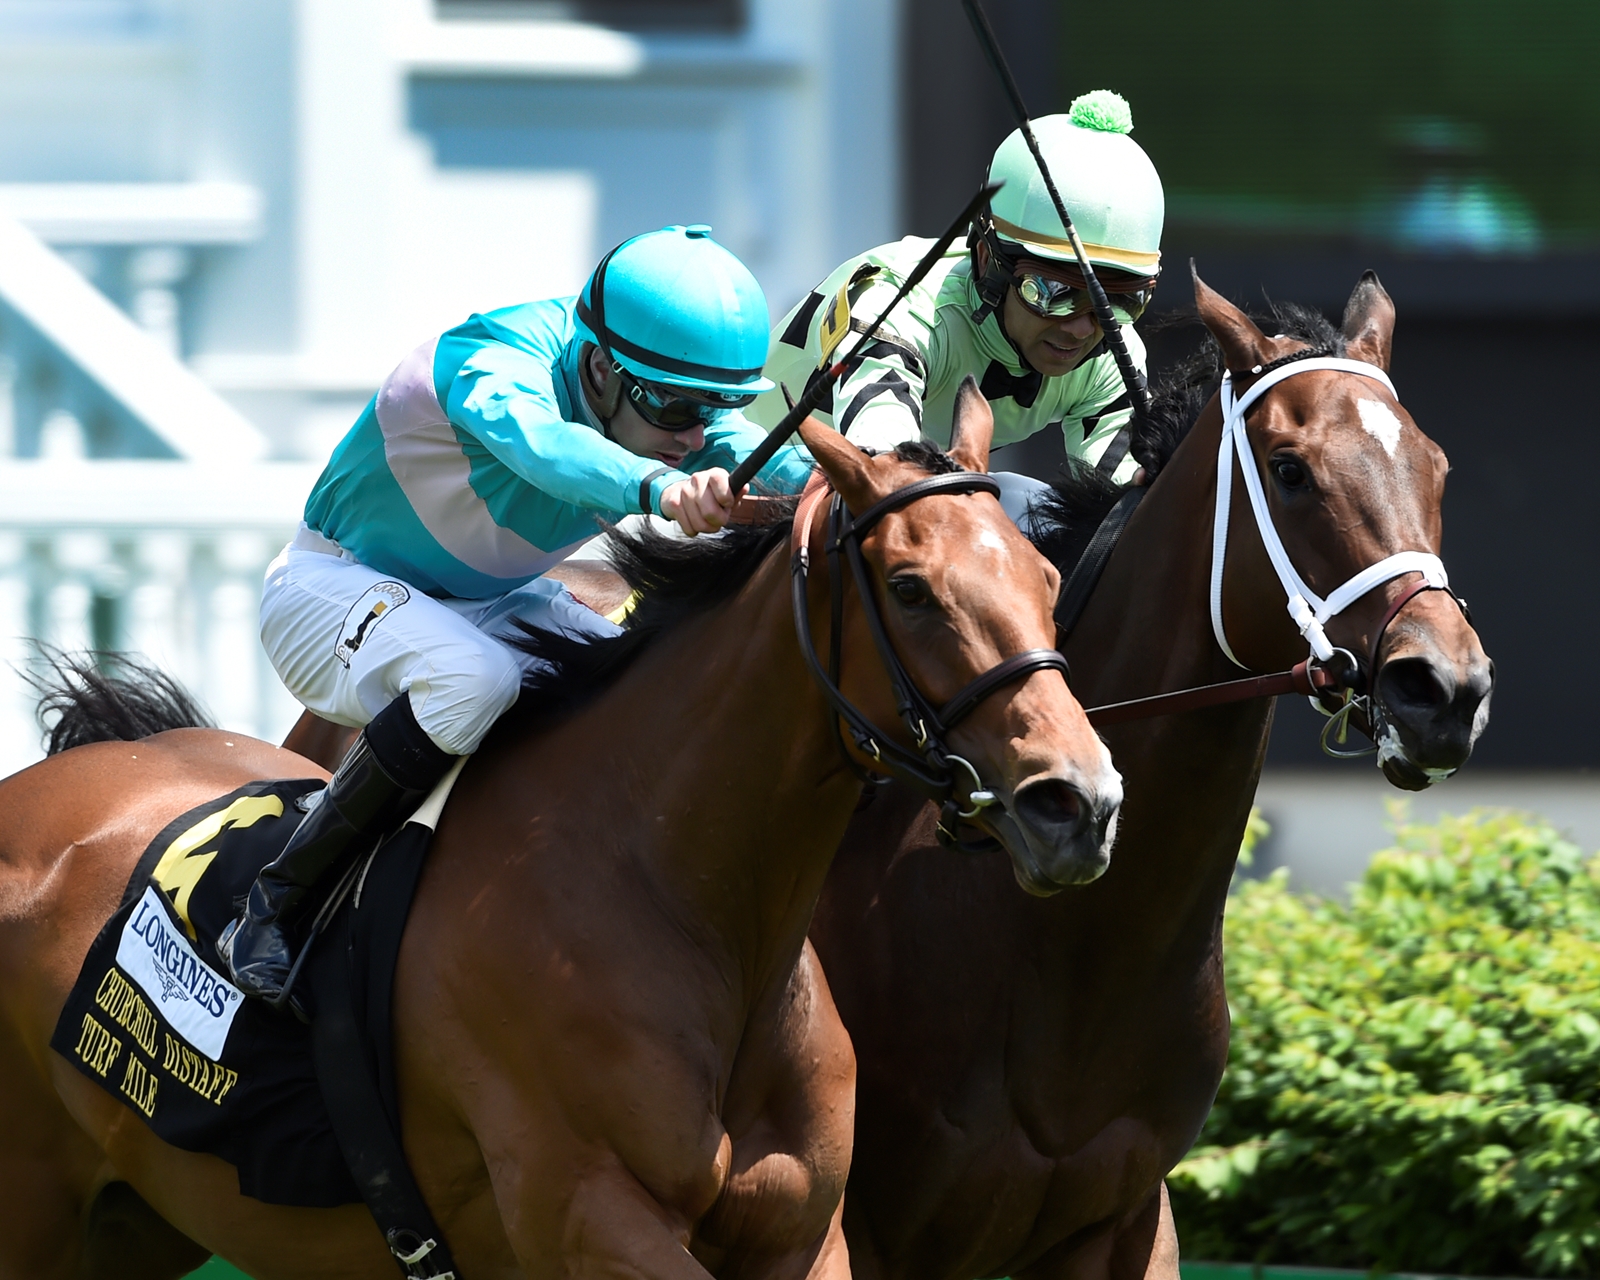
[50, 770, 457, 1215]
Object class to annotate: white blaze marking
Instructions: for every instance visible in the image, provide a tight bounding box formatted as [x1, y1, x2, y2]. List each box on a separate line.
[1358, 399, 1402, 457]
[977, 529, 1007, 553]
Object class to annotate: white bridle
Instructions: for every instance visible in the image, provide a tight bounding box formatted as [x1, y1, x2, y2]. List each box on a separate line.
[1210, 356, 1450, 668]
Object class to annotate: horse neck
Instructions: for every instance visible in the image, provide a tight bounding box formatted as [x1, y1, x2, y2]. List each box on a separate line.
[569, 542, 863, 970]
[1064, 398, 1275, 914]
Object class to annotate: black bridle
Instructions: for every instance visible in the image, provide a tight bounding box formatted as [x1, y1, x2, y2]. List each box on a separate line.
[790, 471, 1070, 843]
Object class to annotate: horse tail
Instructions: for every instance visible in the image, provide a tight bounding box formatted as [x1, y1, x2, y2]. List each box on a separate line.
[28, 649, 213, 756]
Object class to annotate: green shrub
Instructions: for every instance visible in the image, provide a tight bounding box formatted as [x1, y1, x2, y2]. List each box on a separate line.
[1169, 809, 1600, 1277]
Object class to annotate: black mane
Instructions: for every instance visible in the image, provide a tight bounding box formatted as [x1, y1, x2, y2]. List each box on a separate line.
[501, 441, 967, 731]
[28, 649, 212, 756]
[1030, 301, 1345, 574]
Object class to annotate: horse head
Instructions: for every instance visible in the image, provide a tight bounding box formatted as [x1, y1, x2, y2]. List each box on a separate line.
[798, 377, 1123, 891]
[1193, 268, 1493, 789]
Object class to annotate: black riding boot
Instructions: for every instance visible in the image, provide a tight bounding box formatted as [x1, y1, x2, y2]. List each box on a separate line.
[217, 695, 454, 1004]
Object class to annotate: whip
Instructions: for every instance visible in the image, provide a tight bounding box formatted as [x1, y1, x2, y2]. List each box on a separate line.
[727, 181, 1002, 493]
[959, 0, 1152, 423]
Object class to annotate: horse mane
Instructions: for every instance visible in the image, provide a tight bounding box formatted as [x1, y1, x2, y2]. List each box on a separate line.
[26, 649, 212, 756]
[501, 441, 967, 730]
[1031, 301, 1345, 573]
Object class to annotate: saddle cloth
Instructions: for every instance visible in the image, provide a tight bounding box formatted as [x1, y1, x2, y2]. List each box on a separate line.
[49, 774, 446, 1207]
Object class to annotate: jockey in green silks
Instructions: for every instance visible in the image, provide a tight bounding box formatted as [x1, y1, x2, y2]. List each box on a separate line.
[750, 90, 1165, 520]
[220, 225, 813, 1007]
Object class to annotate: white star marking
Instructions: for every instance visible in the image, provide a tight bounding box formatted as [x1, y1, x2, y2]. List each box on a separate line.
[1357, 399, 1402, 458]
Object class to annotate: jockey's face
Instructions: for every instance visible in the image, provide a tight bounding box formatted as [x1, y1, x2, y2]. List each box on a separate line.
[973, 239, 1102, 378]
[1001, 260, 1103, 378]
[610, 398, 708, 465]
[585, 345, 708, 465]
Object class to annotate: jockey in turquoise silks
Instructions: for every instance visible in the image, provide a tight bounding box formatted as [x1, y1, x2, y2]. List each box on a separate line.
[750, 91, 1164, 526]
[219, 225, 813, 1005]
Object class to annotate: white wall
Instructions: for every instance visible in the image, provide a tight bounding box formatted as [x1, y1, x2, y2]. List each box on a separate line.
[1253, 769, 1600, 898]
[0, 0, 903, 459]
[194, 0, 901, 459]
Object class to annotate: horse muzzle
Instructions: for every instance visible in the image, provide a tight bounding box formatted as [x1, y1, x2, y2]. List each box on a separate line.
[997, 764, 1123, 895]
[1373, 649, 1495, 791]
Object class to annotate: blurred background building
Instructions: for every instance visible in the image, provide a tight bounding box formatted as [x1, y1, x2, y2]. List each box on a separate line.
[0, 0, 900, 770]
[0, 0, 1594, 889]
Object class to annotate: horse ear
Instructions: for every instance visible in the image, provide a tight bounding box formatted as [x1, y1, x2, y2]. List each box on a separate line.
[1341, 269, 1395, 371]
[798, 415, 880, 510]
[947, 375, 993, 473]
[1192, 262, 1269, 372]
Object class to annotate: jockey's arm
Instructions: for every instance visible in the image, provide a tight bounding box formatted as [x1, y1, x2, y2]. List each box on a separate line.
[693, 413, 816, 492]
[653, 414, 813, 534]
[445, 341, 690, 518]
[824, 331, 932, 454]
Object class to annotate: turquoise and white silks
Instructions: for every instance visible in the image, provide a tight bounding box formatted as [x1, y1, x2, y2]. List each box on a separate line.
[304, 297, 813, 600]
[269, 296, 813, 756]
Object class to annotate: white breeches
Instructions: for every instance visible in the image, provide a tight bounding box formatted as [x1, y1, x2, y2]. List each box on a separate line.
[259, 525, 621, 755]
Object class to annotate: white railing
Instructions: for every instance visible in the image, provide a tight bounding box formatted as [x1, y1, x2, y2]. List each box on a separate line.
[0, 461, 321, 777]
[0, 210, 309, 778]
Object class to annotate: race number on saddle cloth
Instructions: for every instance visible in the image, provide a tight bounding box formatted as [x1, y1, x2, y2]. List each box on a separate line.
[50, 778, 440, 1208]
[751, 92, 1164, 515]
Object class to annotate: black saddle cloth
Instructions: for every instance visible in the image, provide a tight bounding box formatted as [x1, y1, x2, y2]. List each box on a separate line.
[50, 779, 435, 1207]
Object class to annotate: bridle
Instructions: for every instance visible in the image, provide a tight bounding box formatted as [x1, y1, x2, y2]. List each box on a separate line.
[1212, 351, 1449, 669]
[1053, 347, 1468, 755]
[1209, 349, 1466, 754]
[790, 470, 1069, 844]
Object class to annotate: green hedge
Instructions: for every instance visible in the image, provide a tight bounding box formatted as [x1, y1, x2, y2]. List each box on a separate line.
[1170, 809, 1600, 1277]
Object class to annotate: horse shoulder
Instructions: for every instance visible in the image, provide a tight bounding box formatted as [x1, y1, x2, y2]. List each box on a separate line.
[699, 939, 855, 1257]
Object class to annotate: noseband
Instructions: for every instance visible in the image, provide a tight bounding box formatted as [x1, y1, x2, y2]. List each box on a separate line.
[791, 470, 1069, 839]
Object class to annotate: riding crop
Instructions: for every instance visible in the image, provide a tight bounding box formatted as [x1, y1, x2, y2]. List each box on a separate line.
[959, 0, 1153, 425]
[726, 181, 1002, 493]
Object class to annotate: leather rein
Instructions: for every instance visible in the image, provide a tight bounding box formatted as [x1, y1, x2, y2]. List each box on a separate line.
[789, 471, 1069, 839]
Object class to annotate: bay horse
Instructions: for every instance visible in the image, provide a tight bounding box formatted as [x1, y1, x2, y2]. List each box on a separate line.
[808, 271, 1494, 1280]
[0, 394, 1123, 1280]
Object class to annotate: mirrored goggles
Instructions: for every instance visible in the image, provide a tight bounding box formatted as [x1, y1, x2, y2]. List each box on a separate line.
[616, 366, 758, 431]
[1012, 270, 1155, 324]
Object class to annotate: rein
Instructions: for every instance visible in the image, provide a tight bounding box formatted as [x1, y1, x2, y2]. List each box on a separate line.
[790, 471, 1069, 842]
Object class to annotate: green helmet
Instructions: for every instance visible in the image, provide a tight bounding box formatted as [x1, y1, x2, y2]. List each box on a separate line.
[983, 90, 1164, 279]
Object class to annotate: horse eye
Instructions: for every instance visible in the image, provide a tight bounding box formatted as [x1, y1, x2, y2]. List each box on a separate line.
[1271, 456, 1310, 490]
[889, 577, 928, 607]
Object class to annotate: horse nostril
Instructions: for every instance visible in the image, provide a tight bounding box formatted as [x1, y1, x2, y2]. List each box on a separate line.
[1379, 656, 1451, 713]
[1013, 777, 1085, 835]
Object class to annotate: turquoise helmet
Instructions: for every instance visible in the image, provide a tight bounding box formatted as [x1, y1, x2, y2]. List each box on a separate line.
[574, 225, 775, 396]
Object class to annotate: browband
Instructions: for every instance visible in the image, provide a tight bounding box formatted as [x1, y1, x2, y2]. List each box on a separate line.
[831, 473, 1002, 545]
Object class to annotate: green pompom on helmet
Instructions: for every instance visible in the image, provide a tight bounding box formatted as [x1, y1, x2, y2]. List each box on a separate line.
[983, 90, 1164, 279]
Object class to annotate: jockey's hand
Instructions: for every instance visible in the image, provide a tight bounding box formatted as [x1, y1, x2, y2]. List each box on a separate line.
[659, 469, 741, 537]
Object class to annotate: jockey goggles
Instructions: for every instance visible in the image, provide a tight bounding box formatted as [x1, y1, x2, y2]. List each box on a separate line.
[613, 362, 758, 431]
[1011, 264, 1157, 324]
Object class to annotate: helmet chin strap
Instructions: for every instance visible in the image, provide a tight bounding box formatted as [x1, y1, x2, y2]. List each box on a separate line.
[1210, 356, 1450, 668]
